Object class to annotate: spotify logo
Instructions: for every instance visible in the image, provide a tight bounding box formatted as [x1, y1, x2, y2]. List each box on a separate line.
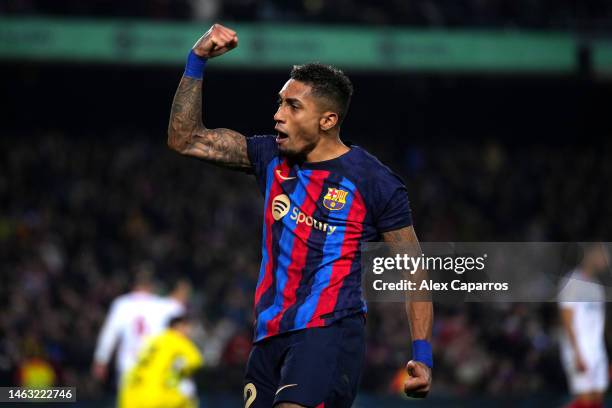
[244, 383, 256, 408]
[272, 194, 290, 221]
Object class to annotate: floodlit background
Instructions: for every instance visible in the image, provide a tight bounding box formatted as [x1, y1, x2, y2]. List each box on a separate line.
[1, 1, 612, 407]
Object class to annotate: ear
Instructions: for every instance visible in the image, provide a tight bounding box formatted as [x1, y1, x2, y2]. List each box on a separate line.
[320, 111, 339, 131]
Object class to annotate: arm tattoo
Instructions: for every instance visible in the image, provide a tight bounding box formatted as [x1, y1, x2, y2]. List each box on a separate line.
[382, 226, 433, 342]
[168, 76, 202, 145]
[167, 76, 250, 170]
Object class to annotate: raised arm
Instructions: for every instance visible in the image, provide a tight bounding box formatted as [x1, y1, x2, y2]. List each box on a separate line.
[167, 24, 250, 170]
[382, 225, 433, 398]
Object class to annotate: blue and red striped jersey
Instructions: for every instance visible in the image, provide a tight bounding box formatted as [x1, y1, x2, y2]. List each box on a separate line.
[247, 135, 412, 342]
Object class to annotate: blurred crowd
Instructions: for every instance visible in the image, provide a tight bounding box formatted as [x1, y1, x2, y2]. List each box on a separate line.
[2, 0, 612, 30]
[1, 132, 610, 398]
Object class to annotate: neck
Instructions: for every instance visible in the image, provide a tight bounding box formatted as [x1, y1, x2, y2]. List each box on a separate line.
[580, 264, 595, 277]
[133, 287, 151, 294]
[170, 292, 187, 305]
[304, 133, 349, 163]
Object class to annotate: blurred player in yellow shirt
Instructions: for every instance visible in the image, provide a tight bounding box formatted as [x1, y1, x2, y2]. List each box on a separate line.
[119, 315, 203, 408]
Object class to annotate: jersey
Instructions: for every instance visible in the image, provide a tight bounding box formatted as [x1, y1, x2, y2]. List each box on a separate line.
[247, 136, 412, 342]
[119, 329, 203, 408]
[558, 269, 607, 364]
[93, 292, 185, 378]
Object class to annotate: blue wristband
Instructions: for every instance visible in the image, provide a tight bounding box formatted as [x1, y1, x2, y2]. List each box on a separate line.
[412, 340, 433, 368]
[184, 50, 207, 80]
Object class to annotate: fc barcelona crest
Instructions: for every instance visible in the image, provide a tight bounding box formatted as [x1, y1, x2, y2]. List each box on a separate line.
[323, 188, 348, 211]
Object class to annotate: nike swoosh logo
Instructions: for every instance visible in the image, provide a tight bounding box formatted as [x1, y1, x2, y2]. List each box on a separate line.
[276, 170, 296, 180]
[275, 384, 298, 395]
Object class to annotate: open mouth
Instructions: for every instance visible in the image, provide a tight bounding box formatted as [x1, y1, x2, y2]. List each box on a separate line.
[276, 130, 289, 144]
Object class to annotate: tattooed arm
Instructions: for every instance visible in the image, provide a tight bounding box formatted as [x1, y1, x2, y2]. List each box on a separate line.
[382, 225, 433, 398]
[167, 76, 249, 169]
[167, 24, 250, 170]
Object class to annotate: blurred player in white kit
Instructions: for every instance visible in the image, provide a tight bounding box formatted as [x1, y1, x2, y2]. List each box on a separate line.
[92, 265, 191, 383]
[559, 243, 610, 408]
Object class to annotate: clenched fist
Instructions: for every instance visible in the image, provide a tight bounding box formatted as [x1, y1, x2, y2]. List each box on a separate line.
[404, 360, 432, 398]
[192, 23, 238, 59]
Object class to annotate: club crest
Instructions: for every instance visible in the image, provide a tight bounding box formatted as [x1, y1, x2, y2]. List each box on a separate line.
[323, 187, 348, 211]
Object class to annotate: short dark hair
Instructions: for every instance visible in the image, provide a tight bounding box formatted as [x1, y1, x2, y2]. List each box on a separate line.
[290, 63, 353, 125]
[168, 315, 189, 328]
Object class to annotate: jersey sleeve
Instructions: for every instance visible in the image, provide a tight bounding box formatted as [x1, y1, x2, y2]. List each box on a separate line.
[372, 170, 413, 233]
[558, 275, 600, 307]
[93, 299, 123, 365]
[246, 135, 279, 194]
[177, 338, 204, 375]
[558, 274, 591, 309]
[558, 277, 575, 308]
[159, 298, 185, 326]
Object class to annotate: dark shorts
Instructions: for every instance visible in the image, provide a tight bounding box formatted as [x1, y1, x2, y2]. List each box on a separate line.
[243, 314, 366, 408]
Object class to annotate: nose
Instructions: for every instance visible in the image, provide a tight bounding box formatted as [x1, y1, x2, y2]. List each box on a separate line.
[274, 105, 284, 123]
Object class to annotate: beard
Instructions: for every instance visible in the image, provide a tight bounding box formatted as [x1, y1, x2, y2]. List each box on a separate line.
[278, 138, 317, 164]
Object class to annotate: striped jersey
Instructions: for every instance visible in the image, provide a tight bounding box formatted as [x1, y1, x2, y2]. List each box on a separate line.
[247, 136, 412, 342]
